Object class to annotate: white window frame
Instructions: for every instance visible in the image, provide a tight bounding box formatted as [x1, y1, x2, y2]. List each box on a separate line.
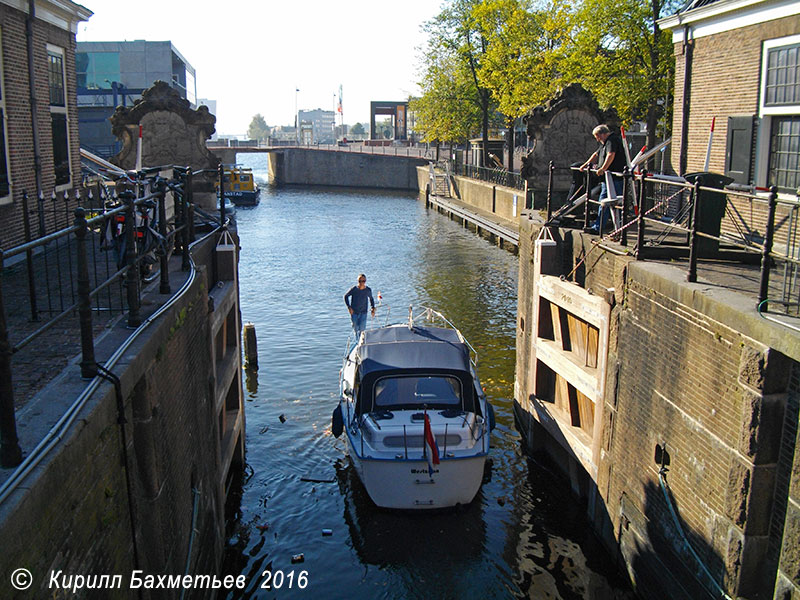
[47, 44, 71, 191]
[755, 34, 800, 196]
[0, 29, 12, 206]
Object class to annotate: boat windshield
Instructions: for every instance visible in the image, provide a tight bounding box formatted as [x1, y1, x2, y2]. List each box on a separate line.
[374, 375, 462, 410]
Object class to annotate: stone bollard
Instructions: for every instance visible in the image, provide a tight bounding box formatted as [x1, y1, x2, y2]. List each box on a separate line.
[243, 322, 258, 370]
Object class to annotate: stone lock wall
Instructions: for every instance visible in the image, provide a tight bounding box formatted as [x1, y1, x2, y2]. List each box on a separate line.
[276, 148, 427, 190]
[0, 232, 241, 598]
[514, 210, 800, 599]
[416, 166, 523, 223]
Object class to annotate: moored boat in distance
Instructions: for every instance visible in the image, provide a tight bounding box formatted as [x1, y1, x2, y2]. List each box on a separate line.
[333, 307, 495, 509]
[221, 165, 260, 206]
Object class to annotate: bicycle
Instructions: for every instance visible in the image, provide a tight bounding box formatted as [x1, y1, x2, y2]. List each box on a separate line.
[100, 171, 174, 283]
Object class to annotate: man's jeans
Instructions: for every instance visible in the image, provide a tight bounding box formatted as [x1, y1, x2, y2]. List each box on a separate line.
[351, 312, 368, 338]
[594, 177, 624, 232]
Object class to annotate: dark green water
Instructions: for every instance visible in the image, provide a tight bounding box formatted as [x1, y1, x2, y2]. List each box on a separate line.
[222, 185, 633, 599]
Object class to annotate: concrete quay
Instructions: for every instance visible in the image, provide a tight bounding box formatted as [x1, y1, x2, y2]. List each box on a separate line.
[0, 228, 245, 597]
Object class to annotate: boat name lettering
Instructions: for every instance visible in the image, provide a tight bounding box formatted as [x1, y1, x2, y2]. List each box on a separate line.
[410, 468, 439, 474]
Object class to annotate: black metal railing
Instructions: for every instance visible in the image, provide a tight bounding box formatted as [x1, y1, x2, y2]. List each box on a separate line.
[543, 164, 800, 317]
[0, 165, 233, 468]
[449, 160, 526, 191]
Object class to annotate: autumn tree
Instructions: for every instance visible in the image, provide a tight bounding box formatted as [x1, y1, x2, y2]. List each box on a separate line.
[415, 0, 496, 165]
[472, 0, 573, 171]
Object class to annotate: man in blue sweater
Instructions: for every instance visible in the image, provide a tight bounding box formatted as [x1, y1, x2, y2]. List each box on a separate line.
[344, 273, 375, 338]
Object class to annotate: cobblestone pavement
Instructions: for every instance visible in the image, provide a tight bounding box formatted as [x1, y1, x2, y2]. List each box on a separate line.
[3, 224, 179, 408]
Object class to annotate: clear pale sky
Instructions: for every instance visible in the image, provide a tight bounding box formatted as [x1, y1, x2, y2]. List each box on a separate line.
[76, 0, 442, 136]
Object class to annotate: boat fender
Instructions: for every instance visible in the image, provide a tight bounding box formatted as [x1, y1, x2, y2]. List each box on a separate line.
[487, 403, 496, 432]
[332, 404, 344, 438]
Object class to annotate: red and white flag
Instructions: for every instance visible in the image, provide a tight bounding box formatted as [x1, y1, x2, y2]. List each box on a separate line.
[423, 414, 440, 475]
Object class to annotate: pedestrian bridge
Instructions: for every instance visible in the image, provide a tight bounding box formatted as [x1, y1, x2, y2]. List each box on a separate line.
[206, 143, 429, 190]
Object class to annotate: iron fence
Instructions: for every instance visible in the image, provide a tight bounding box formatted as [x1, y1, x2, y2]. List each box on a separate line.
[448, 161, 526, 191]
[0, 165, 233, 467]
[543, 165, 800, 318]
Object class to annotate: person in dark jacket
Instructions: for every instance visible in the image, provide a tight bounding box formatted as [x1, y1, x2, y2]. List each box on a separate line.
[580, 124, 626, 234]
[344, 273, 375, 337]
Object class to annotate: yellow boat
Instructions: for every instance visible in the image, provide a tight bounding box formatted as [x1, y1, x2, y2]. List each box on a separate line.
[221, 166, 260, 206]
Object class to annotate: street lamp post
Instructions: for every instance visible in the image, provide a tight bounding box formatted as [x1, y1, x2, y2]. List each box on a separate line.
[294, 87, 299, 145]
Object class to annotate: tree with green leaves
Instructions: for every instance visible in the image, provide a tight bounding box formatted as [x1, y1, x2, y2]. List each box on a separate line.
[350, 122, 365, 136]
[413, 0, 495, 166]
[414, 0, 677, 172]
[410, 50, 483, 147]
[472, 0, 573, 171]
[563, 0, 677, 157]
[247, 114, 269, 143]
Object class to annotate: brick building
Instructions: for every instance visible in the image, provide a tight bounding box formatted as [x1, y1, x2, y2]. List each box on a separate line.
[0, 0, 91, 250]
[659, 0, 800, 193]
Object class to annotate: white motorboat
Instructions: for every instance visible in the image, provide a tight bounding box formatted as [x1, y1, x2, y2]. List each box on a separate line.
[332, 307, 495, 509]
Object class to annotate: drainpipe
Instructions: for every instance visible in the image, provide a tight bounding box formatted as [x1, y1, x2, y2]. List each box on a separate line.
[679, 25, 693, 176]
[26, 0, 44, 203]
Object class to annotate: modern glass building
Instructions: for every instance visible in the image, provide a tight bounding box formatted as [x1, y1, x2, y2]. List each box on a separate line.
[76, 41, 197, 157]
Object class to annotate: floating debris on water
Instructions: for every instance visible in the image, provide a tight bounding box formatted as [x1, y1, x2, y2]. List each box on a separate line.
[279, 414, 286, 423]
[300, 476, 335, 484]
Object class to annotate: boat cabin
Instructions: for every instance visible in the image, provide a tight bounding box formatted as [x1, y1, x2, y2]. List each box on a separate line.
[222, 166, 257, 192]
[347, 326, 481, 417]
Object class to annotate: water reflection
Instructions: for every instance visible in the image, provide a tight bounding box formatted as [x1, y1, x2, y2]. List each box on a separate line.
[244, 367, 259, 395]
[335, 458, 487, 566]
[221, 183, 632, 599]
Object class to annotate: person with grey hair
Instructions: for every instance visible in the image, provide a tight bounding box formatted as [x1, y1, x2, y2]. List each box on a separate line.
[579, 124, 626, 234]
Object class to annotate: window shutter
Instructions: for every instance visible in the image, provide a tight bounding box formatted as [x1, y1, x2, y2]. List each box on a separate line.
[725, 115, 754, 184]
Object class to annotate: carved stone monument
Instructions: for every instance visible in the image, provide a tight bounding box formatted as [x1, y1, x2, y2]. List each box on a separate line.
[521, 84, 620, 207]
[109, 81, 219, 208]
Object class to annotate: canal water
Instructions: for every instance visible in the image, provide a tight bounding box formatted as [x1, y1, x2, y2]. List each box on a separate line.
[222, 179, 633, 599]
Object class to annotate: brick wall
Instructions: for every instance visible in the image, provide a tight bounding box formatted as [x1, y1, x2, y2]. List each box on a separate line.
[514, 212, 799, 598]
[0, 233, 239, 596]
[610, 279, 790, 598]
[774, 363, 800, 599]
[0, 4, 84, 249]
[671, 15, 800, 176]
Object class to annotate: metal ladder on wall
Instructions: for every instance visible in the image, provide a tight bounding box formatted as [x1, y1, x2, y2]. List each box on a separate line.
[428, 161, 452, 198]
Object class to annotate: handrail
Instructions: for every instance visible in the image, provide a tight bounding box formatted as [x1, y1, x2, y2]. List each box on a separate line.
[0, 224, 218, 501]
[545, 164, 800, 313]
[410, 305, 478, 367]
[0, 164, 211, 468]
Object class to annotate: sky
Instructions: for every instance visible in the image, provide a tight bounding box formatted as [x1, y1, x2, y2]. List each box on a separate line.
[76, 0, 443, 136]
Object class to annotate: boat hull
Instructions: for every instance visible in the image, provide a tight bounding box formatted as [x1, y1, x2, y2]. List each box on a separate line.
[346, 434, 486, 509]
[225, 189, 260, 206]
